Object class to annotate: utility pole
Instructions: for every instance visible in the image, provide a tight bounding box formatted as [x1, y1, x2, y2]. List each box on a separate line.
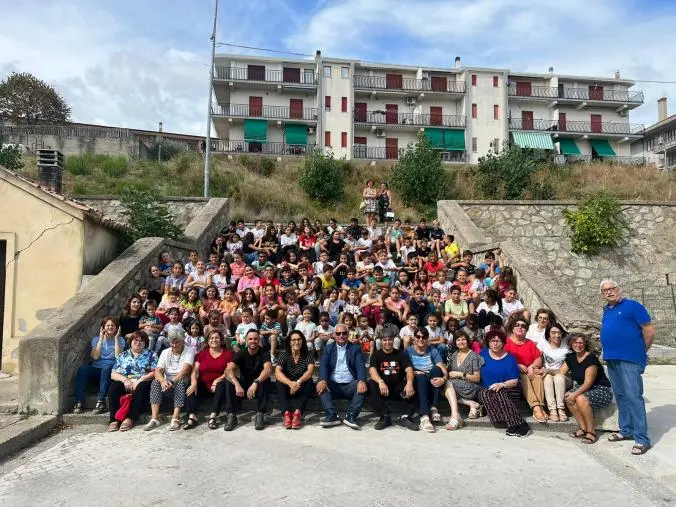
[203, 0, 219, 198]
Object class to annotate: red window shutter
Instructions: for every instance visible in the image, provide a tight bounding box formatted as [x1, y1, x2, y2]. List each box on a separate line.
[431, 76, 447, 92]
[325, 131, 331, 146]
[354, 102, 367, 122]
[471, 74, 477, 86]
[341, 97, 347, 112]
[591, 114, 602, 133]
[559, 112, 567, 131]
[289, 99, 303, 119]
[249, 96, 263, 117]
[472, 103, 477, 119]
[325, 96, 331, 110]
[493, 76, 499, 87]
[341, 132, 347, 148]
[430, 106, 442, 126]
[493, 104, 499, 120]
[354, 136, 367, 144]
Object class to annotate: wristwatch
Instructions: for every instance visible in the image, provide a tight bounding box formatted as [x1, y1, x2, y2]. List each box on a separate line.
[253, 379, 261, 385]
[462, 372, 467, 379]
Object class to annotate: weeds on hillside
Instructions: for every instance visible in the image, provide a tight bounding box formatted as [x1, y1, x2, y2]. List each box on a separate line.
[65, 153, 128, 178]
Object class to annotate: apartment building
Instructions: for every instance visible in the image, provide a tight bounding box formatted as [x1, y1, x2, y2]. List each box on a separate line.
[631, 97, 676, 169]
[210, 52, 644, 164]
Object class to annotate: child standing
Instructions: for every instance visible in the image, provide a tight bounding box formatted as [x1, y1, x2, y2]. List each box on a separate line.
[260, 311, 283, 364]
[138, 300, 163, 351]
[295, 308, 318, 351]
[185, 320, 206, 355]
[234, 308, 258, 351]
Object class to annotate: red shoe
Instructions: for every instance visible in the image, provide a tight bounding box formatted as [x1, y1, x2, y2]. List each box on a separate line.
[291, 410, 302, 430]
[283, 411, 292, 429]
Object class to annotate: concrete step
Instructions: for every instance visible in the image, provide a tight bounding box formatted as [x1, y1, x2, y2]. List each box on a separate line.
[0, 415, 59, 459]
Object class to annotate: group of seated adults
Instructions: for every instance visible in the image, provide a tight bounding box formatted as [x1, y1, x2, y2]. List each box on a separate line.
[71, 217, 612, 442]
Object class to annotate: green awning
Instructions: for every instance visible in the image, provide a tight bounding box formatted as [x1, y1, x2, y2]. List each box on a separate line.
[590, 139, 616, 157]
[558, 138, 581, 155]
[284, 124, 307, 145]
[244, 119, 267, 142]
[425, 128, 465, 151]
[512, 131, 554, 150]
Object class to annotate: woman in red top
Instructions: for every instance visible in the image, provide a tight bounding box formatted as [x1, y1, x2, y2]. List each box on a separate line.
[184, 329, 233, 429]
[504, 312, 547, 423]
[298, 226, 317, 261]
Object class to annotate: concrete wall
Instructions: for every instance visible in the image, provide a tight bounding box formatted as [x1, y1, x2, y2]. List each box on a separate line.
[468, 70, 507, 162]
[322, 60, 353, 159]
[73, 196, 210, 230]
[0, 131, 139, 158]
[18, 198, 230, 414]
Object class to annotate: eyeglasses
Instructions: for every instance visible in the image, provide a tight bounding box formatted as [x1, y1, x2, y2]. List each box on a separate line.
[601, 287, 618, 294]
[414, 335, 426, 340]
[335, 332, 348, 336]
[513, 323, 528, 329]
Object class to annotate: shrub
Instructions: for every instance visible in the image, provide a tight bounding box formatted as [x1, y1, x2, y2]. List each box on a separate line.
[99, 155, 128, 177]
[119, 186, 183, 243]
[391, 136, 447, 209]
[147, 140, 187, 162]
[298, 151, 344, 205]
[475, 143, 541, 199]
[0, 144, 23, 171]
[563, 193, 628, 255]
[236, 154, 276, 177]
[65, 154, 93, 175]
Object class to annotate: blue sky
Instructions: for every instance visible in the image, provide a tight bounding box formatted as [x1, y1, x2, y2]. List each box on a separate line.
[1, 0, 675, 134]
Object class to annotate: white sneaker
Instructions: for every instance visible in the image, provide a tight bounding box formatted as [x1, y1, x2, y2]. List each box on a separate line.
[430, 406, 441, 423]
[144, 418, 161, 431]
[420, 415, 435, 433]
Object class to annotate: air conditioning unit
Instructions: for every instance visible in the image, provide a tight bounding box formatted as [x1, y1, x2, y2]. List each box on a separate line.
[406, 97, 416, 105]
[618, 110, 628, 117]
[375, 129, 385, 138]
[307, 127, 315, 134]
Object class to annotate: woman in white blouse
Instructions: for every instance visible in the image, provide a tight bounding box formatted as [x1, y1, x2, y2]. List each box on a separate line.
[536, 323, 571, 422]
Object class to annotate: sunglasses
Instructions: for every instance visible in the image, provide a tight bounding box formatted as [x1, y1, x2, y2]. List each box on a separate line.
[335, 332, 348, 336]
[414, 335, 427, 340]
[514, 323, 528, 329]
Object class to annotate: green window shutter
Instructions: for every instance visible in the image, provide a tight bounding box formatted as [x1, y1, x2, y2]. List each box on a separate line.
[284, 124, 308, 145]
[424, 128, 445, 149]
[590, 139, 616, 157]
[244, 119, 268, 142]
[511, 131, 554, 149]
[443, 129, 466, 151]
[558, 138, 581, 155]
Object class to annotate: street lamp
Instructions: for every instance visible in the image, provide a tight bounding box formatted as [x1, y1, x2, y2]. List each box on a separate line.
[203, 0, 219, 198]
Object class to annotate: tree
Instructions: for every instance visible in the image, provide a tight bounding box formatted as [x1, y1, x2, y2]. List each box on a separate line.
[119, 186, 183, 244]
[391, 135, 447, 210]
[0, 72, 72, 124]
[474, 142, 541, 199]
[298, 150, 344, 205]
[0, 144, 23, 171]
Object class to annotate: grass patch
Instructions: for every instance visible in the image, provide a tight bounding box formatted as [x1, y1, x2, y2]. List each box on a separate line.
[64, 153, 129, 178]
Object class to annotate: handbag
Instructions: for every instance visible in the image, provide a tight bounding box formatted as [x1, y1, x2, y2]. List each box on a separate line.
[115, 393, 133, 421]
[359, 200, 366, 211]
[385, 209, 395, 219]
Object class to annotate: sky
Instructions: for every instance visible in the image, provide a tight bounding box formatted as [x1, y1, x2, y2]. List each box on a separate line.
[1, 0, 675, 134]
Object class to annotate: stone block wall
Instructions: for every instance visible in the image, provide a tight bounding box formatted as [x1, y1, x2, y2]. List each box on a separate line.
[1, 131, 139, 158]
[18, 198, 230, 414]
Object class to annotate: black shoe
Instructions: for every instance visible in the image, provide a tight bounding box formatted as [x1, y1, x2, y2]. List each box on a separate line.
[374, 415, 392, 430]
[92, 400, 105, 415]
[505, 426, 519, 437]
[320, 414, 342, 427]
[254, 412, 265, 431]
[398, 415, 420, 431]
[343, 413, 360, 430]
[224, 413, 237, 432]
[72, 402, 83, 414]
[517, 423, 532, 438]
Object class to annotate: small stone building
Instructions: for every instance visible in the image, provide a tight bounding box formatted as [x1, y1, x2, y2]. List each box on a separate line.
[0, 165, 125, 373]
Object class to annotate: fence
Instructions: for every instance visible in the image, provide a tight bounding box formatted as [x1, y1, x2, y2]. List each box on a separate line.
[576, 278, 676, 347]
[0, 124, 134, 139]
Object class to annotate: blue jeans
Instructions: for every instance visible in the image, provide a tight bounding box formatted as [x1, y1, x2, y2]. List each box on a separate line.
[414, 365, 444, 416]
[319, 379, 366, 418]
[433, 343, 449, 363]
[606, 360, 650, 447]
[74, 364, 113, 402]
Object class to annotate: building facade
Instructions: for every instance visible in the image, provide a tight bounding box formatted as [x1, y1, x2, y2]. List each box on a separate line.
[631, 98, 676, 169]
[211, 52, 644, 164]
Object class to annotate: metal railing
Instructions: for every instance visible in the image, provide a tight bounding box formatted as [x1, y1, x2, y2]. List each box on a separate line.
[212, 103, 319, 121]
[213, 140, 316, 156]
[562, 155, 647, 165]
[509, 118, 644, 135]
[0, 124, 133, 138]
[352, 145, 466, 162]
[508, 85, 644, 103]
[213, 66, 317, 85]
[353, 110, 465, 128]
[353, 74, 466, 93]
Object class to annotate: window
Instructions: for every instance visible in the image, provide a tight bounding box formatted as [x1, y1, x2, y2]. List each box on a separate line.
[325, 96, 331, 111]
[471, 74, 477, 86]
[472, 103, 477, 119]
[493, 104, 499, 120]
[341, 66, 349, 79]
[325, 131, 331, 147]
[323, 65, 332, 78]
[341, 132, 347, 148]
[493, 138, 500, 151]
[472, 137, 478, 153]
[493, 75, 499, 87]
[341, 97, 347, 112]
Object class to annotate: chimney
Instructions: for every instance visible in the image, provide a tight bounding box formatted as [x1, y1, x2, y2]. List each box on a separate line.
[454, 56, 461, 69]
[658, 97, 668, 122]
[614, 69, 621, 79]
[37, 149, 64, 193]
[548, 66, 554, 74]
[158, 121, 163, 133]
[315, 50, 321, 58]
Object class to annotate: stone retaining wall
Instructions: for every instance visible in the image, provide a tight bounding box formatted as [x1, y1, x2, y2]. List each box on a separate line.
[18, 198, 230, 415]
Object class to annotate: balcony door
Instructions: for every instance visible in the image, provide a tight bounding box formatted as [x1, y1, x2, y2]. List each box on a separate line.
[283, 67, 300, 83]
[558, 112, 567, 132]
[385, 138, 398, 159]
[521, 111, 534, 130]
[516, 81, 532, 97]
[589, 85, 604, 101]
[591, 114, 602, 133]
[247, 65, 265, 81]
[385, 104, 398, 124]
[249, 96, 263, 117]
[386, 73, 403, 90]
[354, 102, 367, 122]
[430, 106, 443, 126]
[289, 99, 303, 120]
[354, 136, 367, 158]
[431, 76, 447, 92]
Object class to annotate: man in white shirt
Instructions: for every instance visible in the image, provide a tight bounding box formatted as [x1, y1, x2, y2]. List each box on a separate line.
[235, 220, 250, 239]
[251, 219, 266, 241]
[501, 287, 525, 320]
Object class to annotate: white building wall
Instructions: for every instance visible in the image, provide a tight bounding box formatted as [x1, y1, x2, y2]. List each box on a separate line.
[321, 60, 353, 158]
[467, 70, 507, 162]
[508, 102, 556, 122]
[227, 89, 318, 109]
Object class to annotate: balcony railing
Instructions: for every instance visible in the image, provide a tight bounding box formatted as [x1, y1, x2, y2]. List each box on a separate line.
[212, 103, 319, 121]
[352, 145, 466, 162]
[562, 155, 647, 165]
[508, 85, 644, 103]
[353, 110, 465, 128]
[353, 74, 466, 93]
[509, 118, 644, 135]
[213, 140, 316, 156]
[213, 66, 317, 85]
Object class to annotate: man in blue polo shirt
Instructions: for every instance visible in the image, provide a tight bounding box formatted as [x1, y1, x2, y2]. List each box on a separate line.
[599, 279, 655, 455]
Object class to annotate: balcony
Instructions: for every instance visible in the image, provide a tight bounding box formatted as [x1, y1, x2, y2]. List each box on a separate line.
[561, 155, 647, 165]
[213, 140, 316, 156]
[352, 145, 466, 162]
[353, 74, 466, 94]
[353, 110, 465, 129]
[509, 118, 644, 136]
[212, 103, 319, 122]
[213, 66, 317, 87]
[508, 84, 644, 108]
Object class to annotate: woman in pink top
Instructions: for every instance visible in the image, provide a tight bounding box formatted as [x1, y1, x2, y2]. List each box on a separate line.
[229, 252, 247, 283]
[237, 265, 260, 296]
[384, 286, 409, 327]
[504, 312, 547, 423]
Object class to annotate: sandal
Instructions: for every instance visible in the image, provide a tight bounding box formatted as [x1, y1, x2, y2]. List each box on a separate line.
[169, 418, 181, 431]
[608, 433, 632, 442]
[581, 431, 598, 444]
[468, 406, 482, 419]
[120, 419, 134, 432]
[183, 416, 198, 430]
[631, 444, 651, 455]
[533, 407, 548, 423]
[445, 418, 463, 431]
[107, 421, 120, 432]
[208, 417, 218, 430]
[569, 428, 586, 439]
